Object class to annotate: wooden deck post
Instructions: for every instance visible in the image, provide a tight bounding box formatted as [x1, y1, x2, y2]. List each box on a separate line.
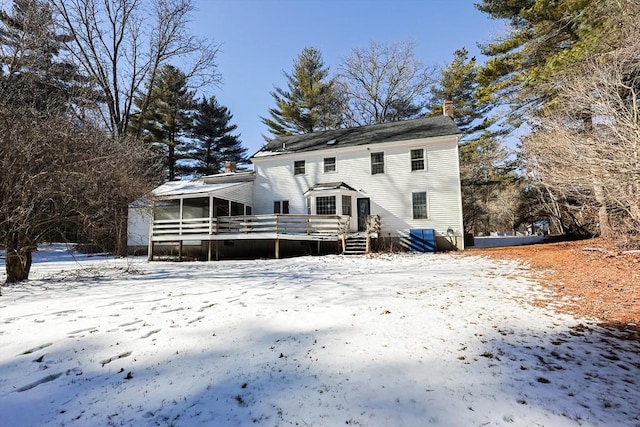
[148, 241, 154, 261]
[341, 234, 346, 254]
[178, 241, 183, 261]
[207, 240, 212, 261]
[215, 240, 220, 261]
[275, 238, 280, 259]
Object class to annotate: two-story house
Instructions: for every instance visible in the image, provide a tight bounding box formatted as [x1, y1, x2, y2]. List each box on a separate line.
[129, 113, 464, 260]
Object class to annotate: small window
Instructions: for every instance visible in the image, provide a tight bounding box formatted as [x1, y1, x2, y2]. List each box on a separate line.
[411, 148, 425, 171]
[371, 152, 384, 174]
[324, 157, 336, 173]
[306, 197, 311, 214]
[231, 201, 244, 216]
[273, 200, 289, 214]
[412, 192, 428, 219]
[245, 206, 252, 215]
[342, 195, 352, 216]
[294, 160, 305, 175]
[316, 196, 336, 215]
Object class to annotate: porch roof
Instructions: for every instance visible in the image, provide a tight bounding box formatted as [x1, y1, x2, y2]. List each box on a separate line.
[153, 179, 247, 198]
[304, 182, 357, 195]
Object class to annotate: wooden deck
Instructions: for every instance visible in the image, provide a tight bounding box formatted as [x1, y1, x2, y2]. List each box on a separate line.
[151, 214, 349, 241]
[149, 214, 350, 260]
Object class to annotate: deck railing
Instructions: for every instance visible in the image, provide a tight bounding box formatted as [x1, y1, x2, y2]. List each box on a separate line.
[151, 214, 349, 241]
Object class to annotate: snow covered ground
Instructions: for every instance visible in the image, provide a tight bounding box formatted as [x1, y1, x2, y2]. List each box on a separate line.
[0, 245, 638, 427]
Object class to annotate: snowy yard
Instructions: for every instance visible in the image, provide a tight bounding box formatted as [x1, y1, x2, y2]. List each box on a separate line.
[0, 246, 638, 427]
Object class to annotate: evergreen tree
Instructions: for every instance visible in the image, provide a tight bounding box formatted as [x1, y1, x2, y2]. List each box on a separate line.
[475, 0, 605, 125]
[186, 96, 246, 176]
[426, 48, 515, 235]
[261, 47, 342, 139]
[0, 0, 87, 113]
[130, 64, 195, 180]
[426, 48, 490, 134]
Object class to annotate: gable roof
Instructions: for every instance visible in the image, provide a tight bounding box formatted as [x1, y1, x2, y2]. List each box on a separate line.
[252, 115, 461, 159]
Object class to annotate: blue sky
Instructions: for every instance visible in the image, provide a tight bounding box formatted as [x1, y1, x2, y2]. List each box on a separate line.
[192, 0, 502, 156]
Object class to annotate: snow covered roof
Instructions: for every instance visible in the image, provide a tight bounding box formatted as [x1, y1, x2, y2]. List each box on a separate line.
[252, 115, 461, 159]
[152, 172, 253, 197]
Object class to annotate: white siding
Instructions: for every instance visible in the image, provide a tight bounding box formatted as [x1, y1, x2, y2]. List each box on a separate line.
[127, 204, 152, 247]
[214, 181, 254, 206]
[252, 135, 464, 245]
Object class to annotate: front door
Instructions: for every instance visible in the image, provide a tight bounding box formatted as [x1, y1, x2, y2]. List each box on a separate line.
[357, 198, 370, 232]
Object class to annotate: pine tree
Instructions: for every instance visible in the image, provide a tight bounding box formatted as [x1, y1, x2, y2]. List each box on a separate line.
[426, 48, 515, 235]
[475, 0, 605, 125]
[130, 64, 195, 180]
[0, 0, 88, 113]
[186, 96, 246, 176]
[261, 47, 342, 139]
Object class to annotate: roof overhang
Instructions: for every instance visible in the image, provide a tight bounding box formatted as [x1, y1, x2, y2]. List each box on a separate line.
[303, 182, 357, 196]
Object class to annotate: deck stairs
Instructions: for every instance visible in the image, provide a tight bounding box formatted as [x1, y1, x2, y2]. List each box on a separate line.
[344, 235, 367, 255]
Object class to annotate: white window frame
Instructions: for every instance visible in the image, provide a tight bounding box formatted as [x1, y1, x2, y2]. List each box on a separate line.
[410, 148, 426, 171]
[371, 152, 384, 175]
[294, 160, 305, 175]
[323, 157, 336, 173]
[341, 195, 352, 216]
[273, 200, 289, 214]
[412, 191, 428, 219]
[316, 196, 336, 215]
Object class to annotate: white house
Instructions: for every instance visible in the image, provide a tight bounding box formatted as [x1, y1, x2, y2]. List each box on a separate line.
[130, 113, 464, 260]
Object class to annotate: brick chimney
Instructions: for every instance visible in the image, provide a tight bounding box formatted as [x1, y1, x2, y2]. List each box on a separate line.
[224, 161, 237, 173]
[442, 100, 454, 118]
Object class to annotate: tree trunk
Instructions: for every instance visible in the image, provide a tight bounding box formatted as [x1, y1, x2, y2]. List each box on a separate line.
[5, 235, 34, 283]
[592, 181, 613, 239]
[114, 204, 129, 257]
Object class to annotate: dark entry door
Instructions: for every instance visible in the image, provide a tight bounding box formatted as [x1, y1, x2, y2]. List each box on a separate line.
[356, 198, 370, 232]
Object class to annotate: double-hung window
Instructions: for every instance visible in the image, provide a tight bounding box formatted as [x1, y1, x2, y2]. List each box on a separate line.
[411, 148, 425, 171]
[294, 160, 305, 175]
[341, 195, 352, 216]
[371, 152, 384, 174]
[324, 157, 336, 173]
[412, 192, 428, 219]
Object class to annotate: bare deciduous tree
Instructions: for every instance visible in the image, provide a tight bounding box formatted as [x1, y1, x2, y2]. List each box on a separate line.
[53, 0, 220, 140]
[521, 40, 640, 238]
[338, 40, 434, 126]
[0, 0, 159, 286]
[51, 0, 220, 255]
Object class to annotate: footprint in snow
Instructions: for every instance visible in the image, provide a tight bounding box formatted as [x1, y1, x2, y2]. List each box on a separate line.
[14, 372, 63, 392]
[99, 351, 133, 367]
[20, 343, 53, 355]
[67, 326, 99, 336]
[140, 329, 161, 339]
